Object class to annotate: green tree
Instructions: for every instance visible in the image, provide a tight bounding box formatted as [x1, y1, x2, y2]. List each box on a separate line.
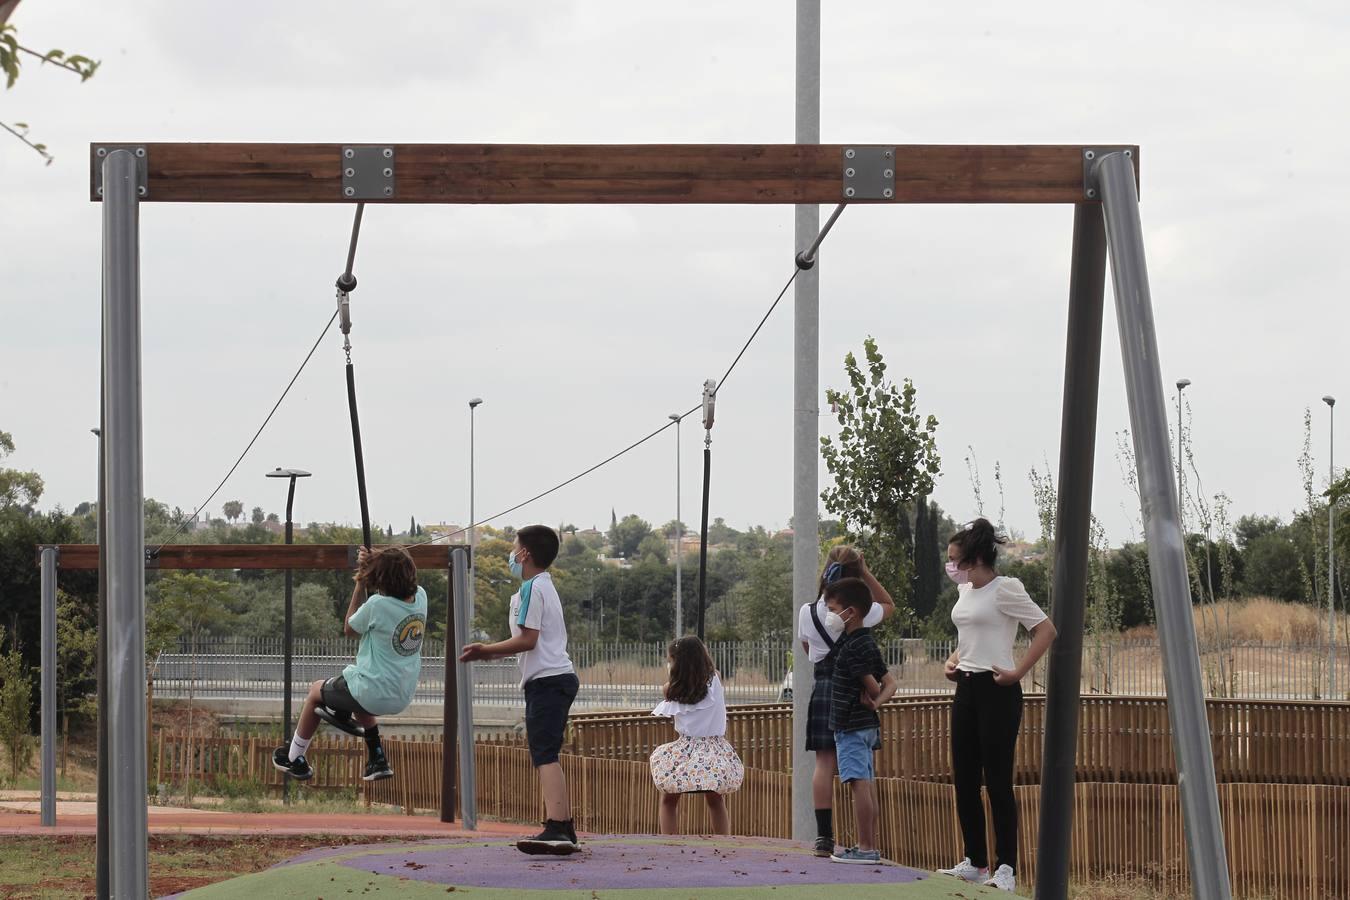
[0, 629, 33, 784]
[819, 337, 940, 620]
[0, 431, 42, 512]
[250, 506, 265, 525]
[732, 543, 793, 640]
[912, 498, 943, 623]
[636, 532, 669, 564]
[55, 591, 97, 760]
[608, 514, 653, 560]
[222, 500, 244, 524]
[0, 11, 100, 164]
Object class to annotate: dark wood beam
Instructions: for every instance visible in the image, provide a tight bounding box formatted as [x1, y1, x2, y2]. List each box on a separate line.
[48, 543, 460, 571]
[88, 143, 1138, 205]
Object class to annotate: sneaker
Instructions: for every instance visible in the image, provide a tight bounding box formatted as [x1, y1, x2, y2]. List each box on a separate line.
[984, 864, 1016, 892]
[829, 846, 882, 865]
[516, 819, 580, 855]
[938, 857, 989, 882]
[362, 753, 394, 782]
[813, 835, 834, 858]
[271, 747, 313, 780]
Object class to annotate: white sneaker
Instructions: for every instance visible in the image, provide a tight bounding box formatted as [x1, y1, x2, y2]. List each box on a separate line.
[984, 864, 1016, 891]
[937, 857, 989, 882]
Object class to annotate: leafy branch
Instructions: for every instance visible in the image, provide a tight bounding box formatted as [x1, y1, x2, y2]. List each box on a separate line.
[0, 22, 101, 164]
[0, 119, 51, 164]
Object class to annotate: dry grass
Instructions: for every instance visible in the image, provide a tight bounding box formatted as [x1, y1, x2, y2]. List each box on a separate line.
[1122, 596, 1350, 645]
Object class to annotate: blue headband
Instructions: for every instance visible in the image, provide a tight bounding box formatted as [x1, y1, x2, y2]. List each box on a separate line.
[824, 562, 845, 584]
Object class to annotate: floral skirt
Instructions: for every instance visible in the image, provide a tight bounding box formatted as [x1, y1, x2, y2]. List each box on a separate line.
[649, 735, 745, 795]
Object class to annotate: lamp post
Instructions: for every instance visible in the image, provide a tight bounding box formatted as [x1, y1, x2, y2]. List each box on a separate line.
[1176, 378, 1191, 533]
[670, 413, 683, 639]
[469, 398, 483, 629]
[266, 467, 310, 803]
[1325, 395, 1337, 698]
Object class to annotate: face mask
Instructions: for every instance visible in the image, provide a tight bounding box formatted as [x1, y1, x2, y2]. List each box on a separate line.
[508, 551, 524, 580]
[823, 610, 848, 636]
[945, 560, 970, 585]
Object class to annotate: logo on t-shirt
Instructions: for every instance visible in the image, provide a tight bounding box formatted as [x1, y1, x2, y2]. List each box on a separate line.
[392, 614, 426, 657]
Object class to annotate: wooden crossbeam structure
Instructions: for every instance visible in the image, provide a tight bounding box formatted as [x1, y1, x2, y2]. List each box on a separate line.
[88, 143, 1138, 205]
[49, 543, 461, 571]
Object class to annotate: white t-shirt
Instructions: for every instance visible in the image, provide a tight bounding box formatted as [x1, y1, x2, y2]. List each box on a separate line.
[651, 672, 728, 738]
[951, 576, 1048, 673]
[796, 594, 885, 663]
[509, 571, 574, 687]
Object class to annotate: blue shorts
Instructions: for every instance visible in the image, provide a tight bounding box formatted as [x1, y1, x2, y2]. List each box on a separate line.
[833, 726, 879, 783]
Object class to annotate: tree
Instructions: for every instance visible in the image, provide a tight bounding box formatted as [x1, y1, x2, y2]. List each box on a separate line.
[0, 628, 33, 784]
[636, 532, 668, 564]
[0, 9, 100, 164]
[912, 498, 943, 623]
[251, 506, 265, 525]
[55, 591, 97, 762]
[820, 337, 940, 620]
[0, 431, 42, 512]
[608, 514, 653, 560]
[733, 543, 793, 640]
[222, 500, 243, 524]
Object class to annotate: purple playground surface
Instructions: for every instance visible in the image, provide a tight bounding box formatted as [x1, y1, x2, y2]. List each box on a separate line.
[309, 836, 934, 890]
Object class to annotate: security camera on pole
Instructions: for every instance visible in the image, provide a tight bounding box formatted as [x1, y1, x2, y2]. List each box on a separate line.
[696, 379, 716, 642]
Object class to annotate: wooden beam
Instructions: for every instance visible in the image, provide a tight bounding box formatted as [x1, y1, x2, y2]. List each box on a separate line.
[49, 543, 460, 571]
[88, 143, 1138, 205]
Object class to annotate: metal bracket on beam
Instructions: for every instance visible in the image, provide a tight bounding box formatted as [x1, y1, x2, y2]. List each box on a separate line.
[1082, 147, 1135, 200]
[341, 146, 395, 200]
[842, 147, 895, 200]
[91, 145, 148, 199]
[143, 548, 160, 569]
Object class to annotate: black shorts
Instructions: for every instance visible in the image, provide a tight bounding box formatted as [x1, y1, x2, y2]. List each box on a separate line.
[523, 673, 579, 767]
[321, 674, 372, 717]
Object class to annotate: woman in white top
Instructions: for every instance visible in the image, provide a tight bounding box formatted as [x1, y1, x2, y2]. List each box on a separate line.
[649, 636, 745, 835]
[937, 519, 1057, 893]
[795, 545, 895, 857]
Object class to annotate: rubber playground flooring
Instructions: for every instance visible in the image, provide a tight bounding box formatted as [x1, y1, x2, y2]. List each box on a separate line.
[174, 835, 1003, 899]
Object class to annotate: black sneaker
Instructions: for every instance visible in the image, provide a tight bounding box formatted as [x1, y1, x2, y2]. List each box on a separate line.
[516, 819, 580, 855]
[362, 753, 394, 782]
[814, 836, 834, 858]
[272, 747, 313, 780]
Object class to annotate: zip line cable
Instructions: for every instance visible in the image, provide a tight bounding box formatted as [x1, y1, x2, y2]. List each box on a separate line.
[148, 309, 340, 552]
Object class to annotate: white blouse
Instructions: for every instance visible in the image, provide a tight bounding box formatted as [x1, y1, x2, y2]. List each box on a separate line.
[651, 672, 728, 738]
[951, 576, 1048, 674]
[796, 595, 885, 663]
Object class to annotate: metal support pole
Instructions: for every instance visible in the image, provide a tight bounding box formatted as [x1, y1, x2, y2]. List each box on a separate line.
[672, 414, 683, 638]
[40, 545, 58, 827]
[791, 0, 821, 844]
[1034, 203, 1107, 899]
[95, 422, 109, 898]
[1095, 150, 1232, 900]
[441, 555, 460, 823]
[1328, 398, 1337, 698]
[451, 548, 476, 828]
[102, 148, 149, 899]
[283, 479, 295, 803]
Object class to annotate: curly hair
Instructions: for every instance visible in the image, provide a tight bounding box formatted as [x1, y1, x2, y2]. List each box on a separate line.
[665, 636, 716, 706]
[360, 546, 418, 600]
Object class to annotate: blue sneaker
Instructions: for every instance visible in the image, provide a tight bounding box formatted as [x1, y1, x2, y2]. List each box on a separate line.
[830, 846, 882, 864]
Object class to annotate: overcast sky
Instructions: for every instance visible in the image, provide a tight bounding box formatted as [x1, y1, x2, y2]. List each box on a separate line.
[2, 1, 1346, 545]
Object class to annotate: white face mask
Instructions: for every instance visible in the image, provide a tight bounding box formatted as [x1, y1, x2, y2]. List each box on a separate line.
[823, 610, 847, 637]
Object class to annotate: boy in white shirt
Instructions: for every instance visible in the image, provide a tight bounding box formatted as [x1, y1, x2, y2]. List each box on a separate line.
[460, 525, 579, 855]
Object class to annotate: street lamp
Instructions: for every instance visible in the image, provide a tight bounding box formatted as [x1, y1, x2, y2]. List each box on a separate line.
[1324, 395, 1337, 697]
[266, 467, 310, 802]
[469, 398, 483, 627]
[669, 413, 683, 639]
[1176, 379, 1191, 532]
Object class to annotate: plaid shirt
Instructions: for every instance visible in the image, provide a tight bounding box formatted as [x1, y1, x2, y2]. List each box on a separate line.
[829, 627, 887, 733]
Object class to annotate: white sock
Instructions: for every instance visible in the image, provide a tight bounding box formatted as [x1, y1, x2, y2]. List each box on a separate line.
[288, 732, 312, 762]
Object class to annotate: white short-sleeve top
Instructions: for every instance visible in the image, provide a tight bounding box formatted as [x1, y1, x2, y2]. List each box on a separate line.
[951, 576, 1048, 673]
[651, 672, 728, 738]
[796, 595, 885, 663]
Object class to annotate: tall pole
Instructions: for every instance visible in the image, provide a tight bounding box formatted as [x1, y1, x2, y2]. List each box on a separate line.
[1095, 150, 1231, 900]
[1326, 396, 1337, 698]
[791, 0, 821, 845]
[39, 545, 58, 827]
[102, 148, 149, 899]
[1035, 203, 1107, 899]
[451, 548, 476, 828]
[469, 399, 482, 630]
[671, 413, 683, 638]
[93, 422, 108, 898]
[267, 467, 308, 806]
[1176, 378, 1190, 534]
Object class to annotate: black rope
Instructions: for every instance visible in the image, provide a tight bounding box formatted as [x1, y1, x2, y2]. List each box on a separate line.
[149, 309, 340, 552]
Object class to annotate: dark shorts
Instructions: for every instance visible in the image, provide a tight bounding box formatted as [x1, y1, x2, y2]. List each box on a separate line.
[523, 673, 579, 767]
[805, 660, 836, 752]
[321, 674, 372, 717]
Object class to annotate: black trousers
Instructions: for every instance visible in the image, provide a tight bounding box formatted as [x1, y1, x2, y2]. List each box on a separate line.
[950, 671, 1023, 872]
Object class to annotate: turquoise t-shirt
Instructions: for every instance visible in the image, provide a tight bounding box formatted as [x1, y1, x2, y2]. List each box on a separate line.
[342, 585, 427, 716]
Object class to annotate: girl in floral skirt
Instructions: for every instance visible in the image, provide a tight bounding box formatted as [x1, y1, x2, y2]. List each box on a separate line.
[649, 636, 745, 835]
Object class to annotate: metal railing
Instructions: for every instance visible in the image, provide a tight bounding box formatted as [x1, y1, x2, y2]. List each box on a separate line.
[149, 636, 1350, 708]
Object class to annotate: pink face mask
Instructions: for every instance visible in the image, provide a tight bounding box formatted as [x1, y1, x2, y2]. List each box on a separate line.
[945, 561, 970, 585]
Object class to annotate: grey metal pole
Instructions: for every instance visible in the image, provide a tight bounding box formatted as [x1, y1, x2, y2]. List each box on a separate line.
[671, 413, 683, 638]
[40, 545, 58, 827]
[1327, 397, 1337, 698]
[283, 477, 295, 803]
[451, 548, 476, 828]
[94, 423, 109, 898]
[1034, 203, 1108, 899]
[1095, 150, 1232, 900]
[469, 398, 481, 629]
[791, 0, 821, 844]
[102, 148, 149, 900]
